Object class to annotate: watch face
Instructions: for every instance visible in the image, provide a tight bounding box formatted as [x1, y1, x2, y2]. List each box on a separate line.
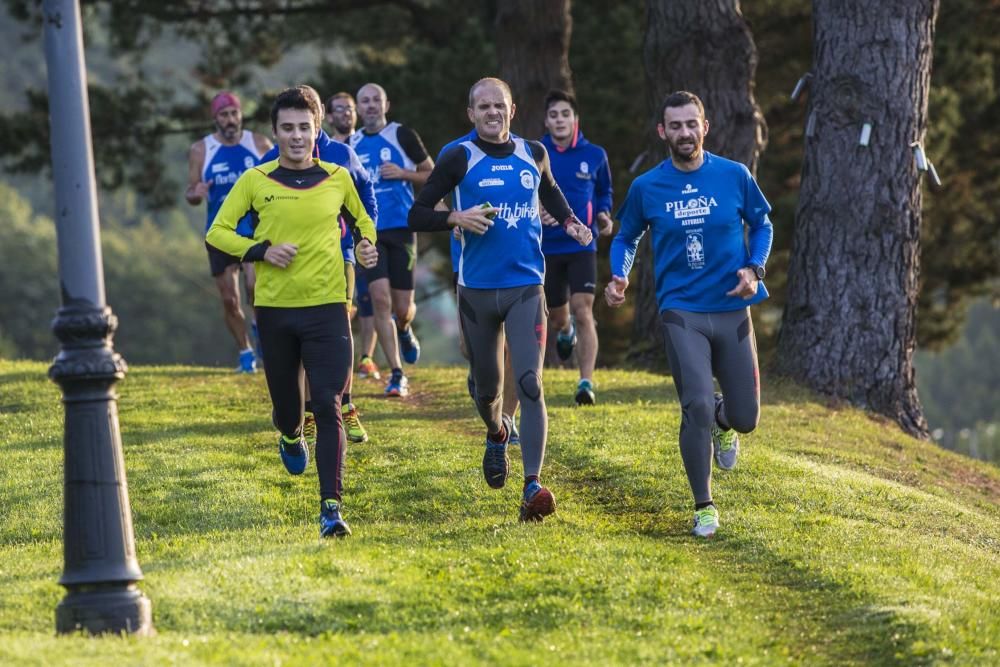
[751, 265, 765, 280]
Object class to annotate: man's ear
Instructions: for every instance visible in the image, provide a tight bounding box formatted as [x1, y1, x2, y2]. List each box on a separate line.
[656, 123, 667, 141]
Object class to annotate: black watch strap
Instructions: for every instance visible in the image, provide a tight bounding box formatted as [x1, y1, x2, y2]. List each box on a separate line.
[748, 264, 765, 280]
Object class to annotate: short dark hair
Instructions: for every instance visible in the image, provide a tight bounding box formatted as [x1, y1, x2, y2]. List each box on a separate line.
[468, 77, 513, 107]
[326, 92, 355, 109]
[271, 85, 323, 131]
[660, 91, 705, 122]
[544, 89, 578, 114]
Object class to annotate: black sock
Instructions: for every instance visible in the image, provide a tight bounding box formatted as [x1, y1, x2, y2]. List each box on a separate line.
[524, 475, 539, 489]
[343, 393, 351, 406]
[695, 500, 715, 510]
[304, 400, 313, 414]
[715, 399, 731, 431]
[392, 367, 403, 376]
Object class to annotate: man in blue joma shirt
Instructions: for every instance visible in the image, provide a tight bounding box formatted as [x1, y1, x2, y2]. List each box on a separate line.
[606, 91, 773, 539]
[410, 78, 592, 523]
[186, 91, 272, 373]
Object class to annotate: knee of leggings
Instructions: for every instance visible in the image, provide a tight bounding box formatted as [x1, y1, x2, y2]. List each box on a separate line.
[727, 405, 760, 434]
[476, 392, 498, 409]
[517, 371, 542, 402]
[310, 388, 342, 420]
[684, 395, 716, 429]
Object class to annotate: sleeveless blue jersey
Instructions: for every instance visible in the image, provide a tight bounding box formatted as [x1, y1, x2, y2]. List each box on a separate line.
[453, 139, 543, 289]
[349, 122, 415, 231]
[202, 130, 263, 235]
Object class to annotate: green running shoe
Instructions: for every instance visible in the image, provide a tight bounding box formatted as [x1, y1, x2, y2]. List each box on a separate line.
[691, 505, 719, 538]
[302, 411, 317, 447]
[342, 403, 369, 443]
[711, 393, 740, 470]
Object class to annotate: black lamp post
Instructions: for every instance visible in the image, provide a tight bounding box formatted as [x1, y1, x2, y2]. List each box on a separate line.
[43, 0, 153, 635]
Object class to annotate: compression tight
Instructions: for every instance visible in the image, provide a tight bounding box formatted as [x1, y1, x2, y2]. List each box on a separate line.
[256, 303, 352, 501]
[660, 308, 760, 505]
[459, 284, 548, 477]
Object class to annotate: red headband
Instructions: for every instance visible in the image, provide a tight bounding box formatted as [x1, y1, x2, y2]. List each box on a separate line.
[211, 91, 241, 116]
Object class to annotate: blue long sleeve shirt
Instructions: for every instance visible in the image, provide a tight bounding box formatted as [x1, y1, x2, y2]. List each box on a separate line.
[610, 152, 773, 313]
[539, 131, 612, 255]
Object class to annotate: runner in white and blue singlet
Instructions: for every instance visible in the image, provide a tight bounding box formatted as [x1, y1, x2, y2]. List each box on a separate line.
[410, 78, 592, 523]
[349, 83, 433, 397]
[186, 91, 272, 373]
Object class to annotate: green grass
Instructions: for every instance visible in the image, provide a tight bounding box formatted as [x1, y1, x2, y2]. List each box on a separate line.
[0, 359, 998, 665]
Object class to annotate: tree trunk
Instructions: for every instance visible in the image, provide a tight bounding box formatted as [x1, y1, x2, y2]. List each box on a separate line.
[775, 0, 937, 438]
[634, 0, 767, 363]
[495, 0, 574, 139]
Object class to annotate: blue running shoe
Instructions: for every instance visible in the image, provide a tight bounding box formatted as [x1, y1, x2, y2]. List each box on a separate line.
[398, 326, 421, 364]
[575, 379, 596, 406]
[482, 415, 512, 489]
[555, 321, 577, 361]
[278, 434, 308, 475]
[237, 348, 257, 374]
[520, 480, 556, 522]
[319, 499, 351, 538]
[385, 368, 409, 397]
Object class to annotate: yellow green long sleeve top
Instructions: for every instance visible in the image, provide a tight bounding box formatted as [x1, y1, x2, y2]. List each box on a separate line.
[206, 159, 376, 308]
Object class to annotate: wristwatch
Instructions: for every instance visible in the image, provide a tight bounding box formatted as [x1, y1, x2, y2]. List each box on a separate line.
[747, 264, 766, 280]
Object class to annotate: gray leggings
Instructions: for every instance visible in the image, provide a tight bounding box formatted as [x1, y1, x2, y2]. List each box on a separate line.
[660, 308, 760, 505]
[458, 284, 548, 477]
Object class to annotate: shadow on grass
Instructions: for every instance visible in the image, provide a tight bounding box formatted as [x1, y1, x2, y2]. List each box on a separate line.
[554, 444, 931, 665]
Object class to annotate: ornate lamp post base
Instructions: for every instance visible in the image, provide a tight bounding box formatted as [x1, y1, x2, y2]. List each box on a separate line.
[56, 585, 153, 636]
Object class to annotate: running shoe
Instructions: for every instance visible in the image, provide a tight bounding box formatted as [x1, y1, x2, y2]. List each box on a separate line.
[482, 414, 512, 489]
[555, 321, 577, 361]
[519, 480, 556, 522]
[319, 499, 352, 538]
[342, 403, 369, 443]
[692, 505, 719, 538]
[508, 417, 520, 447]
[575, 378, 596, 406]
[712, 393, 740, 471]
[302, 411, 317, 447]
[356, 355, 381, 380]
[385, 369, 409, 397]
[398, 326, 421, 364]
[278, 434, 308, 475]
[237, 348, 257, 374]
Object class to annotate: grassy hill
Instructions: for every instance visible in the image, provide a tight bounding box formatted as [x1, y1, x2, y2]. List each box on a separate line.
[0, 360, 997, 665]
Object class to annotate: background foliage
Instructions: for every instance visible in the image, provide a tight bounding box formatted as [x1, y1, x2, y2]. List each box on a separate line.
[0, 0, 996, 456]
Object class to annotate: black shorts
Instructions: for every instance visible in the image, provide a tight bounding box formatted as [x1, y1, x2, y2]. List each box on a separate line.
[360, 228, 416, 290]
[206, 241, 243, 277]
[543, 251, 597, 308]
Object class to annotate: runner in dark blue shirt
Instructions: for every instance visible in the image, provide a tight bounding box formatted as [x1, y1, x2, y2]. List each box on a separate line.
[538, 90, 614, 405]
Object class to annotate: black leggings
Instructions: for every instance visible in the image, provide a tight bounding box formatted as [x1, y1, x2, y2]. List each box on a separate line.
[458, 284, 548, 477]
[660, 308, 760, 505]
[256, 304, 352, 501]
